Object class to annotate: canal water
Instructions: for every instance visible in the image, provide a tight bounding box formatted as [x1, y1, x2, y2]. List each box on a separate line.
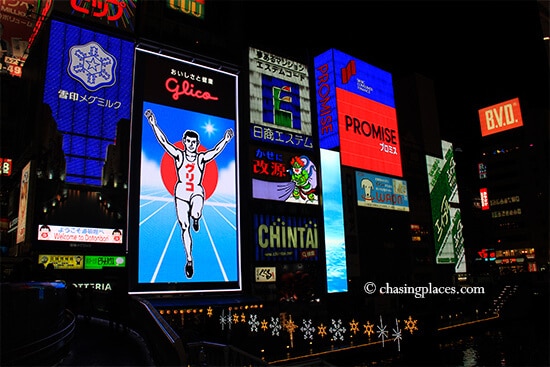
[322, 316, 549, 366]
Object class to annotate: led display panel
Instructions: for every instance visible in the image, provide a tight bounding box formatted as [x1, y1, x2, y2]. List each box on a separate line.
[37, 224, 123, 244]
[320, 149, 348, 293]
[129, 47, 240, 294]
[249, 47, 313, 150]
[253, 213, 319, 262]
[251, 144, 319, 204]
[43, 20, 133, 186]
[355, 171, 409, 212]
[426, 140, 466, 273]
[478, 97, 523, 137]
[314, 49, 402, 177]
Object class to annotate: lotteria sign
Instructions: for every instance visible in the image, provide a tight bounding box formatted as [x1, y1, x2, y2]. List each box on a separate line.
[314, 49, 402, 177]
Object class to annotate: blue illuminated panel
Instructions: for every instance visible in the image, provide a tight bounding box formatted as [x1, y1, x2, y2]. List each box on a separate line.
[42, 20, 133, 186]
[320, 148, 348, 293]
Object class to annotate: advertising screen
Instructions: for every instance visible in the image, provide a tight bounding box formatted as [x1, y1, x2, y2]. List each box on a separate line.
[314, 49, 402, 177]
[43, 20, 133, 186]
[355, 171, 409, 212]
[478, 97, 523, 137]
[53, 0, 137, 32]
[426, 140, 466, 273]
[167, 0, 205, 20]
[129, 47, 240, 294]
[249, 47, 313, 150]
[251, 144, 319, 204]
[320, 149, 348, 293]
[253, 213, 319, 262]
[37, 20, 132, 249]
[0, 0, 53, 77]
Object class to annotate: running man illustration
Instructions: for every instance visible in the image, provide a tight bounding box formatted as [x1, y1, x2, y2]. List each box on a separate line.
[144, 109, 234, 278]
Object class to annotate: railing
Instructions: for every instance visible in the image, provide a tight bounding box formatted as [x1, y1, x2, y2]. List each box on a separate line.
[129, 296, 187, 366]
[1, 309, 76, 366]
[186, 341, 268, 367]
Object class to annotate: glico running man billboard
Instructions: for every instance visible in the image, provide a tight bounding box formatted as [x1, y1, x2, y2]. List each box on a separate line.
[314, 49, 402, 177]
[128, 47, 240, 294]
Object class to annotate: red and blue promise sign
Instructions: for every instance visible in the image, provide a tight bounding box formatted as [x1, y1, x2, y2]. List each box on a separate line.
[314, 49, 402, 177]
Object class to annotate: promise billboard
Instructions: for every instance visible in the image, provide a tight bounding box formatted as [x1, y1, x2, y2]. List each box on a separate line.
[314, 49, 402, 177]
[129, 47, 240, 294]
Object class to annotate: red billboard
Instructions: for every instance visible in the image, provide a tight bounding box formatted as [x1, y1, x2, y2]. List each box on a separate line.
[478, 97, 523, 137]
[314, 49, 402, 177]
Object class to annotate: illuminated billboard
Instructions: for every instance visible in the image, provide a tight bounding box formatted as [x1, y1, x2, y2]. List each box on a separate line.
[478, 97, 523, 137]
[16, 161, 31, 244]
[53, 0, 137, 32]
[253, 213, 319, 262]
[43, 20, 134, 186]
[249, 47, 313, 150]
[38, 225, 123, 244]
[314, 49, 402, 177]
[129, 46, 240, 294]
[320, 149, 348, 293]
[167, 0, 205, 19]
[426, 140, 466, 273]
[251, 144, 319, 204]
[355, 171, 409, 212]
[0, 0, 53, 77]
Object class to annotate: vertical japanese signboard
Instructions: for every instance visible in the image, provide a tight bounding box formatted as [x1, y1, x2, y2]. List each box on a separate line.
[426, 140, 466, 273]
[129, 47, 240, 294]
[249, 47, 313, 150]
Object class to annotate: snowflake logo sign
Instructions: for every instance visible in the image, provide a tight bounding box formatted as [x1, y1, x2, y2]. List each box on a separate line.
[67, 42, 117, 92]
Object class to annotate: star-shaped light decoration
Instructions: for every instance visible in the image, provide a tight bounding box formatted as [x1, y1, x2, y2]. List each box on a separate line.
[376, 315, 388, 347]
[284, 315, 299, 348]
[248, 314, 260, 333]
[363, 321, 374, 337]
[318, 323, 327, 338]
[300, 319, 315, 340]
[269, 317, 282, 336]
[207, 306, 213, 317]
[403, 316, 418, 335]
[392, 318, 403, 352]
[261, 319, 269, 331]
[349, 319, 360, 335]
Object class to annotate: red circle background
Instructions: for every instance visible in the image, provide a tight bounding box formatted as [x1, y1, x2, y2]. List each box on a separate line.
[159, 142, 219, 200]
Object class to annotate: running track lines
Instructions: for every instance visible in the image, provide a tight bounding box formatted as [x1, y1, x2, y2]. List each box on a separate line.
[201, 218, 229, 281]
[150, 220, 179, 283]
